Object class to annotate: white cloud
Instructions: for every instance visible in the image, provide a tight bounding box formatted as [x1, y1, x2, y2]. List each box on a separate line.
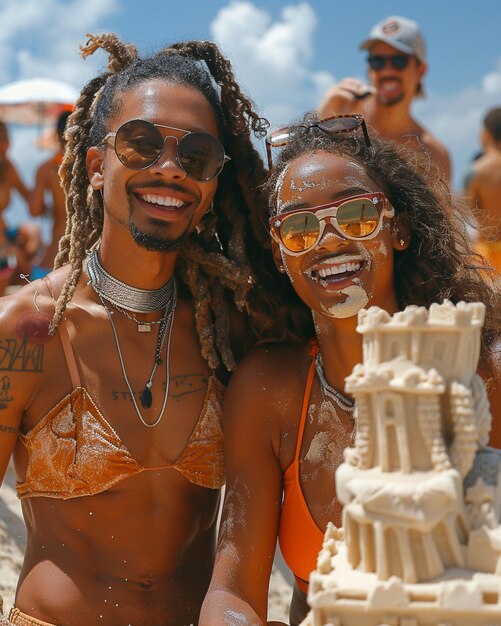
[211, 1, 335, 126]
[212, 1, 501, 190]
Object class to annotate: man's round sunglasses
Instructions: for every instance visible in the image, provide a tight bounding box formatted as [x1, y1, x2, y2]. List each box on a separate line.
[265, 114, 371, 170]
[269, 192, 394, 255]
[103, 119, 231, 182]
[367, 54, 411, 71]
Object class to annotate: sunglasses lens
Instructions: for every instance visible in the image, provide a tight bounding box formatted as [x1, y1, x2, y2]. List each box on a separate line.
[177, 132, 225, 181]
[279, 213, 321, 252]
[337, 199, 379, 238]
[319, 117, 361, 133]
[392, 55, 410, 70]
[368, 56, 385, 71]
[115, 120, 163, 169]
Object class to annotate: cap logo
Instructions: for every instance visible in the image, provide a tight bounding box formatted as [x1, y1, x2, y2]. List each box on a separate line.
[381, 20, 400, 36]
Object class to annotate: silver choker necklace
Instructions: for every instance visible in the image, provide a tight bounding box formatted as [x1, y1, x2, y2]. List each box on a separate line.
[87, 248, 175, 314]
[315, 352, 355, 413]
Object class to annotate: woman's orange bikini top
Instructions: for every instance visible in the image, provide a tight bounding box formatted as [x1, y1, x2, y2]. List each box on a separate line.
[16, 317, 225, 500]
[278, 340, 326, 593]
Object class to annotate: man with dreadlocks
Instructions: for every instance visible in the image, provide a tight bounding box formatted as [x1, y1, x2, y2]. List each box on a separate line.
[0, 34, 271, 626]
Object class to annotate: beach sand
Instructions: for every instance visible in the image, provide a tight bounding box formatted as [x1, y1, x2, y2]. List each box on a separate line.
[0, 462, 292, 623]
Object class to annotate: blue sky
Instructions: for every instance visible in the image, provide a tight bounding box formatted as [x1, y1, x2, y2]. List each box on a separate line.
[1, 0, 501, 230]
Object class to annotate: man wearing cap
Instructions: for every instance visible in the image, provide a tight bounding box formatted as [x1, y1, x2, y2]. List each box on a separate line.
[319, 15, 451, 182]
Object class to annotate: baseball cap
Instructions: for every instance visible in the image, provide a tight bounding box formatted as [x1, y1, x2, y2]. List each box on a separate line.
[359, 15, 426, 63]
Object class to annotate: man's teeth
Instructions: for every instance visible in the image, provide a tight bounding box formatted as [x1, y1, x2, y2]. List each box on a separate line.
[317, 261, 361, 278]
[140, 194, 185, 207]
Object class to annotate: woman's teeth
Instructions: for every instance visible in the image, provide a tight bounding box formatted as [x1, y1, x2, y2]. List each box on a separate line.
[317, 261, 361, 278]
[140, 194, 185, 207]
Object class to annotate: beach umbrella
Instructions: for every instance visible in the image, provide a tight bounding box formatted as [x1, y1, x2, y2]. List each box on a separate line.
[0, 77, 78, 126]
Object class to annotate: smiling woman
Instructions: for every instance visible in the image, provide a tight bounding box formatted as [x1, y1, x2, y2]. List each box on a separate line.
[199, 112, 501, 626]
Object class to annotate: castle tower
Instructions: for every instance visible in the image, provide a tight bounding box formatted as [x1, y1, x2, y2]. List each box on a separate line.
[300, 301, 501, 626]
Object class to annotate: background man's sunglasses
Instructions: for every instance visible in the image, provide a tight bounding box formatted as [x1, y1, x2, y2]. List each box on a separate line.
[265, 114, 371, 170]
[269, 192, 393, 255]
[367, 54, 411, 71]
[103, 119, 231, 182]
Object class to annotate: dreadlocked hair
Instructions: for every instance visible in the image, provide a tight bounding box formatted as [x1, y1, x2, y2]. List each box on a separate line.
[264, 112, 501, 379]
[52, 33, 274, 372]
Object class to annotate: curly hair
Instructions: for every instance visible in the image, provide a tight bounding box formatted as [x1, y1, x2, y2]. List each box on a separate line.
[52, 33, 277, 372]
[263, 112, 501, 377]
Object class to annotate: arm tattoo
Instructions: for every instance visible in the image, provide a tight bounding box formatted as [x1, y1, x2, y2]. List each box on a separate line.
[0, 375, 13, 410]
[0, 337, 44, 372]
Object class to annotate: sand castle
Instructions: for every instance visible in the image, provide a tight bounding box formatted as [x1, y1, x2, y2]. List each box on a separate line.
[300, 300, 501, 626]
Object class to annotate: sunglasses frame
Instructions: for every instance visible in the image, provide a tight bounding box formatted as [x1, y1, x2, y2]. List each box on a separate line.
[103, 119, 231, 181]
[269, 192, 394, 256]
[367, 54, 411, 71]
[265, 114, 371, 170]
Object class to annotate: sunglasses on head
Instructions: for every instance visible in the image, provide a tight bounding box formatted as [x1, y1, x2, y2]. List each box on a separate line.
[265, 114, 371, 170]
[103, 119, 231, 182]
[367, 54, 411, 71]
[269, 192, 394, 255]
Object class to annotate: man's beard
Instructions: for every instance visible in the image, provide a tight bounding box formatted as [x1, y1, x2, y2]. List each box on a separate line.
[376, 79, 405, 107]
[129, 218, 192, 253]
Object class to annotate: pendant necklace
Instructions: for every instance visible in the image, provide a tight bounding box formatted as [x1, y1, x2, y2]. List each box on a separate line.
[87, 247, 178, 427]
[315, 352, 355, 413]
[100, 284, 177, 427]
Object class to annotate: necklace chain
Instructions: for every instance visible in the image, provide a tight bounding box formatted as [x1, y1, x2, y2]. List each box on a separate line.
[87, 248, 175, 314]
[112, 303, 164, 332]
[314, 352, 355, 413]
[99, 281, 177, 428]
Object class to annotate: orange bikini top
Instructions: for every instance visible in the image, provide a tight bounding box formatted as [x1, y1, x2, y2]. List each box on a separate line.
[16, 318, 225, 500]
[279, 340, 325, 593]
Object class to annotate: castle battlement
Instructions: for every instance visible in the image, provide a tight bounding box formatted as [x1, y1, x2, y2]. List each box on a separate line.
[358, 300, 484, 384]
[357, 300, 485, 334]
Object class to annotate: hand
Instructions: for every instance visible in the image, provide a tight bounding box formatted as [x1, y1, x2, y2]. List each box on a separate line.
[318, 78, 374, 118]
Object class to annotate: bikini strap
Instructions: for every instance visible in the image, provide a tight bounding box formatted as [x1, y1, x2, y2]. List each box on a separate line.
[293, 338, 319, 463]
[41, 274, 81, 388]
[57, 317, 82, 389]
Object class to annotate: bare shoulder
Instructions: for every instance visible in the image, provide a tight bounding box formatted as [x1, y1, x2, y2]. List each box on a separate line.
[0, 268, 68, 338]
[471, 152, 501, 178]
[413, 122, 451, 177]
[225, 341, 310, 424]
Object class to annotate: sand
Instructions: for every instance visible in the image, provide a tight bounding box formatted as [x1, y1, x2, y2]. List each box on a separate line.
[0, 462, 292, 623]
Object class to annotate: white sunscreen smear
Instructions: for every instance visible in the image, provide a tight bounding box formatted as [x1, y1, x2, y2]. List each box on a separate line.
[321, 284, 368, 319]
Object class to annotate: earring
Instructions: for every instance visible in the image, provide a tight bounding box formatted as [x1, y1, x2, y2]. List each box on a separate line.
[278, 264, 286, 273]
[400, 238, 406, 247]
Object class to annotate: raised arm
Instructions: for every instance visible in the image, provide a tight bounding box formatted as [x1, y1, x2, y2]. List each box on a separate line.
[200, 350, 285, 625]
[318, 78, 373, 118]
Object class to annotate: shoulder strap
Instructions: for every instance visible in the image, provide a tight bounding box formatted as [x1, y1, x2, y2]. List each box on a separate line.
[293, 340, 319, 463]
[42, 274, 81, 388]
[57, 317, 82, 389]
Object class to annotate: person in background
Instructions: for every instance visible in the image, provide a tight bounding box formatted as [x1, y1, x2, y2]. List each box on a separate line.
[29, 110, 72, 273]
[318, 15, 451, 183]
[200, 113, 500, 626]
[0, 121, 42, 295]
[464, 106, 501, 271]
[464, 105, 501, 448]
